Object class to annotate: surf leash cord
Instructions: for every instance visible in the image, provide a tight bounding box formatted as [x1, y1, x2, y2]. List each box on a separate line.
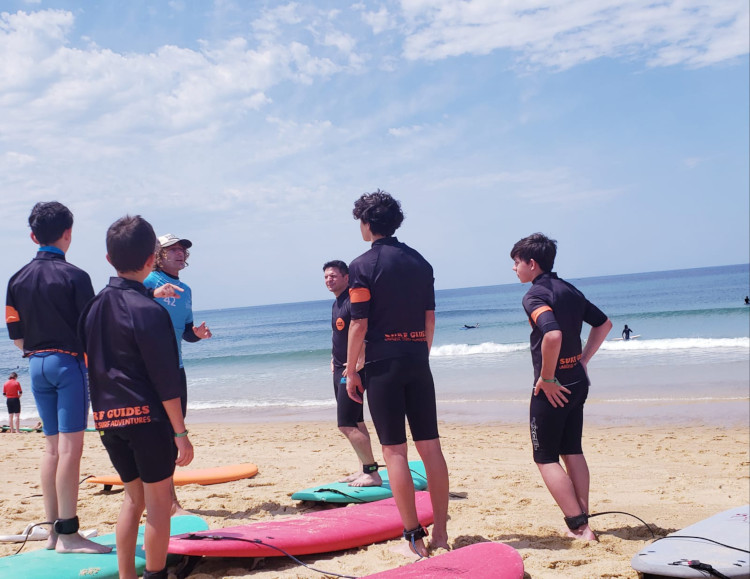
[11, 521, 52, 555]
[588, 510, 656, 539]
[668, 559, 733, 579]
[179, 534, 358, 579]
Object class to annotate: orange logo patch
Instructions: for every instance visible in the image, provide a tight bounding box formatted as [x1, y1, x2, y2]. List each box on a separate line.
[336, 318, 345, 331]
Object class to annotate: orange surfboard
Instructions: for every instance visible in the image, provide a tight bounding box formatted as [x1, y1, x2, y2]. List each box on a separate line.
[86, 463, 258, 488]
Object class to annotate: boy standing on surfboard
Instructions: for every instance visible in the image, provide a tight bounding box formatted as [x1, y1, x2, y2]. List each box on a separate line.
[5, 202, 110, 555]
[345, 190, 450, 557]
[510, 233, 612, 541]
[323, 260, 382, 487]
[80, 215, 194, 579]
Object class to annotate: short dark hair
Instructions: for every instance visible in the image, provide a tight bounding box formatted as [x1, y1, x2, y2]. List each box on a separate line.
[323, 260, 348, 275]
[8, 372, 17, 380]
[352, 189, 404, 237]
[106, 215, 157, 273]
[28, 202, 74, 245]
[510, 233, 557, 273]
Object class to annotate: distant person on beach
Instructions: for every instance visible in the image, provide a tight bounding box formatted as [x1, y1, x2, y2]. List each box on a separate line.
[323, 260, 382, 487]
[80, 215, 194, 579]
[144, 232, 211, 514]
[5, 201, 110, 554]
[3, 372, 22, 433]
[621, 324, 634, 341]
[346, 190, 449, 557]
[510, 232, 612, 542]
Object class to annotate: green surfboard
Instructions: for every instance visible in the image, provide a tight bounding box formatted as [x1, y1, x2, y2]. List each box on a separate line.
[0, 515, 208, 578]
[291, 460, 427, 503]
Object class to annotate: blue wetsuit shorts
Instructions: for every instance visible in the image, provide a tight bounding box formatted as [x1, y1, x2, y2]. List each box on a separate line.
[29, 352, 89, 435]
[529, 379, 588, 464]
[100, 421, 177, 484]
[333, 366, 364, 428]
[364, 356, 439, 446]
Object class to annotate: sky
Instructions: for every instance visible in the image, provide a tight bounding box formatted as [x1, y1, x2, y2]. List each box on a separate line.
[1, 1, 748, 311]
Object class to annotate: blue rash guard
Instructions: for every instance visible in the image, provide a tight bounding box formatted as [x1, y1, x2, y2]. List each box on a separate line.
[143, 270, 196, 368]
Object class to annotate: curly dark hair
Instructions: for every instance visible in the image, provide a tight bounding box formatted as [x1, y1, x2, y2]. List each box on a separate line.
[352, 189, 404, 237]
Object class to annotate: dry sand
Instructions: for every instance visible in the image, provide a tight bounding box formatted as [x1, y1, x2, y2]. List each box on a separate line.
[1, 420, 748, 578]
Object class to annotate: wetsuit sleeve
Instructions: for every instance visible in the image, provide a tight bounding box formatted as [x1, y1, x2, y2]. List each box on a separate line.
[583, 300, 608, 328]
[133, 306, 183, 402]
[182, 322, 200, 342]
[523, 292, 560, 334]
[5, 280, 23, 340]
[72, 271, 95, 317]
[348, 260, 371, 320]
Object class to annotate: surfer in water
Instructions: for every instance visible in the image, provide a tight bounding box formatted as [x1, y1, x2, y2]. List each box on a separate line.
[463, 323, 479, 329]
[323, 260, 381, 487]
[346, 190, 450, 557]
[621, 324, 634, 340]
[511, 233, 612, 542]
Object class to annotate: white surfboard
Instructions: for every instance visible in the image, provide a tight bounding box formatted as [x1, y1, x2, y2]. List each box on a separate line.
[631, 504, 749, 578]
[612, 334, 641, 341]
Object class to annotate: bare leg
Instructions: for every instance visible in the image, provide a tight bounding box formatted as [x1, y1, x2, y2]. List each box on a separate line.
[415, 438, 450, 550]
[143, 478, 175, 575]
[537, 458, 597, 541]
[170, 479, 190, 516]
[340, 423, 382, 487]
[55, 431, 112, 553]
[12, 413, 20, 433]
[118, 479, 146, 579]
[382, 443, 428, 557]
[40, 434, 60, 549]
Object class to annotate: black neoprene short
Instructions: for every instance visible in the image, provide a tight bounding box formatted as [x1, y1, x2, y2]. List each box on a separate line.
[100, 421, 177, 484]
[529, 379, 588, 464]
[333, 366, 365, 427]
[364, 356, 439, 446]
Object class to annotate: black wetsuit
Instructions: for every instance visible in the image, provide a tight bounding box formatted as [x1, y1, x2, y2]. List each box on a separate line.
[522, 272, 608, 464]
[349, 237, 438, 445]
[331, 291, 364, 427]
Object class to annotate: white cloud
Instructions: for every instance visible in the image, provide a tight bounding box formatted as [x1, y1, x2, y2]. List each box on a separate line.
[388, 124, 424, 137]
[397, 0, 749, 69]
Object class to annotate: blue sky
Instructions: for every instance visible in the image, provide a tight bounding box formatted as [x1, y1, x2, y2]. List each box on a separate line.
[1, 1, 748, 310]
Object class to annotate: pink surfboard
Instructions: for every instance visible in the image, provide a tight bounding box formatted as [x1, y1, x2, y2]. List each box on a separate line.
[168, 491, 434, 558]
[363, 542, 524, 578]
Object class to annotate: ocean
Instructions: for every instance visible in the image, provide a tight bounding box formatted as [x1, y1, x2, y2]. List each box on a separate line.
[2, 264, 748, 426]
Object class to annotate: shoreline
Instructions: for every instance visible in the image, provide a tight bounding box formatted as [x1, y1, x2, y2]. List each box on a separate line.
[1, 420, 748, 578]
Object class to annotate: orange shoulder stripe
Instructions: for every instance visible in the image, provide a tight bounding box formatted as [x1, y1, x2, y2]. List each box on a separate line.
[5, 305, 20, 324]
[349, 287, 371, 304]
[530, 305, 552, 324]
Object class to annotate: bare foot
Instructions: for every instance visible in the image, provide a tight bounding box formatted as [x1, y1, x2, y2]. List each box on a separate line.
[56, 532, 112, 554]
[428, 536, 450, 552]
[348, 471, 383, 487]
[390, 539, 428, 559]
[565, 524, 598, 542]
[171, 502, 192, 517]
[337, 472, 360, 483]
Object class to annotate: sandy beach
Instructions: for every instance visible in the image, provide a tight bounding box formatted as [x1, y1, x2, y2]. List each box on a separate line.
[1, 418, 748, 578]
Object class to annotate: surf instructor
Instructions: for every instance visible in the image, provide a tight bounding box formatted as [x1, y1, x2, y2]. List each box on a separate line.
[345, 190, 450, 557]
[323, 260, 382, 487]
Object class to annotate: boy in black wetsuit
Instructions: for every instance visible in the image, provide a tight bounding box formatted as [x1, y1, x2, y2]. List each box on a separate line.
[510, 233, 612, 541]
[80, 215, 194, 579]
[346, 190, 449, 557]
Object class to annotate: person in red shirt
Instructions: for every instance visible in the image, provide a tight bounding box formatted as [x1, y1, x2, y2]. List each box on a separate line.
[3, 372, 22, 433]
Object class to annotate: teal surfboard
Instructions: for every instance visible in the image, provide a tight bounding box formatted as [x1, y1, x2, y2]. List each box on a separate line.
[0, 515, 208, 578]
[291, 461, 427, 503]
